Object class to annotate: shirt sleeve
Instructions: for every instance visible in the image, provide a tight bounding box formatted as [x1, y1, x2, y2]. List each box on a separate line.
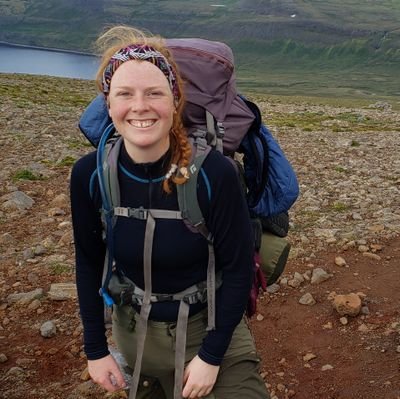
[70, 152, 109, 360]
[197, 152, 254, 365]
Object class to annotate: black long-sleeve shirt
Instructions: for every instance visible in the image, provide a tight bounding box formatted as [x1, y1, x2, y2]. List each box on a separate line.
[70, 143, 254, 366]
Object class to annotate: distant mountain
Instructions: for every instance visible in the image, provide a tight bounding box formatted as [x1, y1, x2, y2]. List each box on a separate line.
[1, 0, 399, 99]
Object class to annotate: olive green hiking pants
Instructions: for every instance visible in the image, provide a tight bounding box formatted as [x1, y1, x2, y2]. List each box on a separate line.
[112, 305, 269, 399]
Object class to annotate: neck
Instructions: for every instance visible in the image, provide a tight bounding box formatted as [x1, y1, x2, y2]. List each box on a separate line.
[124, 138, 170, 164]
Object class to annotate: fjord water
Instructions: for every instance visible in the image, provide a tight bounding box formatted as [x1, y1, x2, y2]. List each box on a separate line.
[0, 44, 98, 80]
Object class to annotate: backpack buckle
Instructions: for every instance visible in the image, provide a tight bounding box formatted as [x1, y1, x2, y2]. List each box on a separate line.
[129, 207, 148, 220]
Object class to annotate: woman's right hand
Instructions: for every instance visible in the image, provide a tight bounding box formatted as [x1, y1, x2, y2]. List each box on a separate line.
[88, 354, 127, 392]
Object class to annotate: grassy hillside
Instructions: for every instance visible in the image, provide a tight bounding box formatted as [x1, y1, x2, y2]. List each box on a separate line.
[0, 0, 399, 101]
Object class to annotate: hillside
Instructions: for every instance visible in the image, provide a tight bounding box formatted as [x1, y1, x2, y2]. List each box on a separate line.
[0, 74, 400, 398]
[0, 0, 400, 100]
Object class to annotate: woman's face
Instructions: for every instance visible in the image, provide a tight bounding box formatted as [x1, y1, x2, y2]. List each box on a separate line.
[108, 60, 175, 162]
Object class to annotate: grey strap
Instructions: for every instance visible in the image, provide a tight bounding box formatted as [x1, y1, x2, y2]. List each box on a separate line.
[129, 212, 155, 399]
[114, 207, 182, 220]
[174, 300, 190, 399]
[206, 242, 216, 331]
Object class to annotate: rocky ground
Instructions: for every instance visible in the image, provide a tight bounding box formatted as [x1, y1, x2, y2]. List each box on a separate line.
[0, 74, 399, 399]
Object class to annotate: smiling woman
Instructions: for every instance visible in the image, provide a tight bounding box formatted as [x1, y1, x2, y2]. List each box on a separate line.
[70, 25, 269, 399]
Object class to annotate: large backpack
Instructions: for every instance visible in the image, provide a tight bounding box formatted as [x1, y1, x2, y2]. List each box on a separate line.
[79, 37, 299, 311]
[79, 38, 299, 399]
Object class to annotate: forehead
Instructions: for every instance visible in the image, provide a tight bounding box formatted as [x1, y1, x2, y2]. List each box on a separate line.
[110, 60, 171, 89]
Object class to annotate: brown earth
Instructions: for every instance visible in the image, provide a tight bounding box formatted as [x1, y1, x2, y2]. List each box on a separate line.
[0, 74, 399, 399]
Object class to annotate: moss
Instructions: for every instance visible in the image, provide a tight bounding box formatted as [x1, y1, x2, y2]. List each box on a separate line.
[12, 169, 43, 181]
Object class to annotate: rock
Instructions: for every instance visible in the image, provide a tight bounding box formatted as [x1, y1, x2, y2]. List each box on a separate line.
[50, 193, 69, 208]
[303, 353, 317, 362]
[361, 305, 370, 315]
[48, 283, 77, 300]
[358, 245, 369, 253]
[58, 231, 73, 246]
[80, 367, 91, 381]
[339, 317, 348, 325]
[335, 256, 347, 267]
[396, 346, 400, 353]
[0, 353, 8, 363]
[256, 314, 265, 321]
[22, 247, 35, 260]
[333, 293, 362, 316]
[321, 364, 334, 371]
[311, 268, 331, 284]
[299, 293, 316, 306]
[33, 245, 47, 256]
[362, 252, 381, 261]
[40, 320, 57, 338]
[7, 288, 44, 305]
[323, 322, 333, 329]
[16, 358, 36, 368]
[28, 299, 41, 310]
[0, 233, 14, 244]
[279, 277, 288, 286]
[6, 366, 26, 377]
[1, 191, 34, 211]
[266, 283, 280, 294]
[48, 207, 66, 217]
[358, 323, 369, 332]
[294, 272, 305, 283]
[288, 278, 301, 288]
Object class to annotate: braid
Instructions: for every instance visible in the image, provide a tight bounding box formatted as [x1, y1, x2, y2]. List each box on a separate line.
[163, 118, 192, 193]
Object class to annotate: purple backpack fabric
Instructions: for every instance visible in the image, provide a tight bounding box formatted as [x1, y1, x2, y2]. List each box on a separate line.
[166, 38, 255, 155]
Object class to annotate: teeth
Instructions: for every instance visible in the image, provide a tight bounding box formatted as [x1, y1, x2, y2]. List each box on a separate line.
[130, 120, 155, 128]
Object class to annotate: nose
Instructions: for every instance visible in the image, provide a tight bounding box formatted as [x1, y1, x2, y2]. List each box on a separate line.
[130, 94, 149, 113]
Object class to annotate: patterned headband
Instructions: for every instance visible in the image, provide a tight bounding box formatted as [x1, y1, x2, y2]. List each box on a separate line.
[102, 44, 179, 102]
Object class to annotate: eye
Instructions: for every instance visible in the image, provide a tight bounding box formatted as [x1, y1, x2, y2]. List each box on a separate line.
[147, 90, 164, 97]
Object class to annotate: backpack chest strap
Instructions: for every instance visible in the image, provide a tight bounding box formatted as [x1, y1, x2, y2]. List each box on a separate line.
[113, 206, 183, 220]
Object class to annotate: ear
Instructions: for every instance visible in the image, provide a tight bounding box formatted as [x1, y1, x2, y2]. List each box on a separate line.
[105, 96, 112, 118]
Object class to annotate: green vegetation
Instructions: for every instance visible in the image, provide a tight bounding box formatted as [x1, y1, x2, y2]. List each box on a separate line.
[331, 202, 350, 212]
[48, 262, 71, 275]
[12, 169, 43, 181]
[56, 156, 76, 167]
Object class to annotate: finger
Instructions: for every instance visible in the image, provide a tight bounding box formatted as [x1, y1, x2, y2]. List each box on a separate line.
[111, 369, 126, 389]
[96, 375, 119, 392]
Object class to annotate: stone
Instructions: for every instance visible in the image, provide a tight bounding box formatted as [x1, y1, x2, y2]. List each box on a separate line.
[288, 278, 301, 288]
[1, 191, 34, 211]
[40, 320, 57, 338]
[256, 314, 265, 321]
[335, 256, 347, 267]
[311, 268, 331, 284]
[266, 283, 280, 294]
[303, 353, 317, 362]
[358, 323, 369, 332]
[362, 252, 381, 261]
[0, 353, 8, 363]
[50, 194, 69, 208]
[299, 293, 316, 306]
[48, 208, 65, 217]
[48, 283, 77, 300]
[333, 293, 362, 316]
[321, 364, 334, 371]
[7, 288, 44, 305]
[339, 317, 348, 325]
[0, 233, 14, 245]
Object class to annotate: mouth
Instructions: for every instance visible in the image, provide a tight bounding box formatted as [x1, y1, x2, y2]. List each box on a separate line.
[128, 119, 156, 128]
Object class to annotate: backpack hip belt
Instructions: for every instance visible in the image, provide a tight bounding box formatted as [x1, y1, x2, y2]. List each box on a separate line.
[109, 271, 223, 307]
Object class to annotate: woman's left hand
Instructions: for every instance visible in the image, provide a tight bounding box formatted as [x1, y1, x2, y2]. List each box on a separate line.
[182, 355, 220, 398]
